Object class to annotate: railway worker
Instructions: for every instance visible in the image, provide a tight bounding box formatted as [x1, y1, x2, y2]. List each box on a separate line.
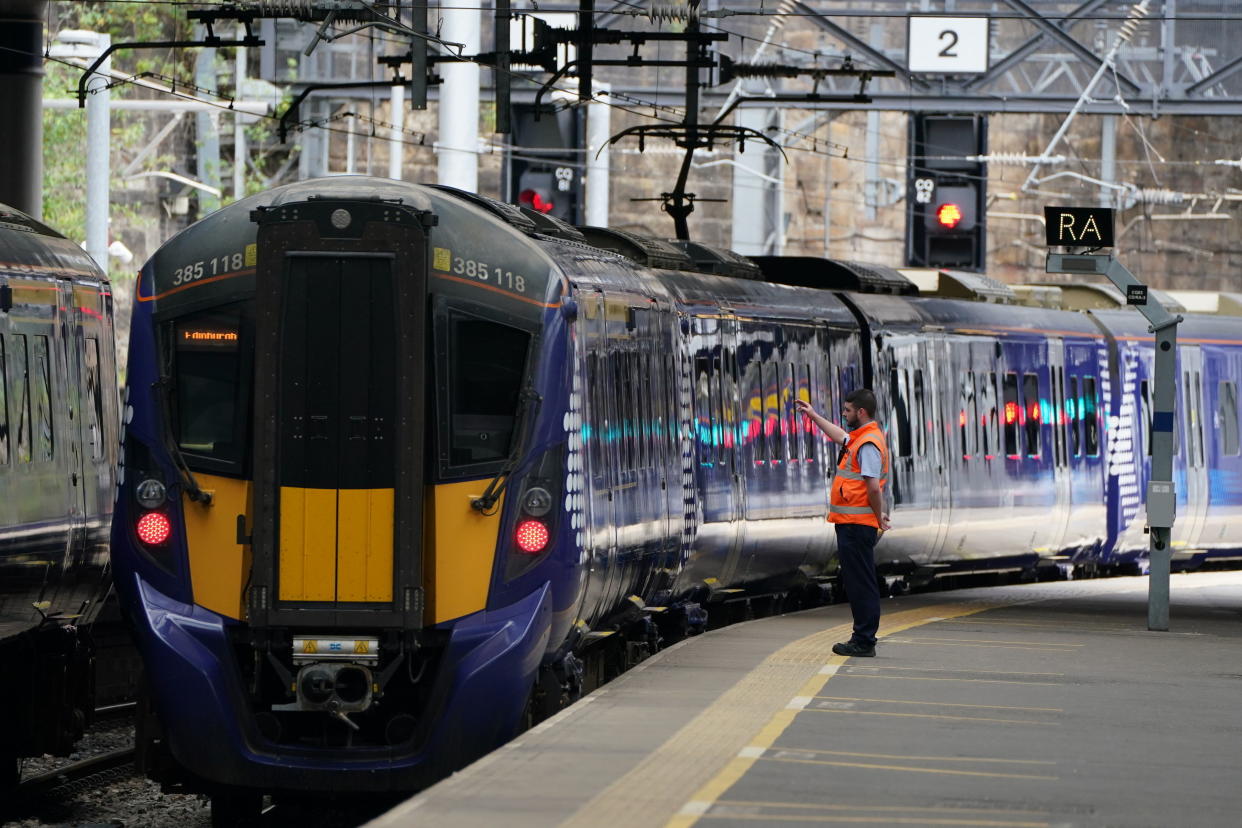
[794, 389, 890, 658]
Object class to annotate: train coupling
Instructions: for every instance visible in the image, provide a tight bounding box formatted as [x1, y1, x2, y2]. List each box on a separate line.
[273, 636, 381, 715]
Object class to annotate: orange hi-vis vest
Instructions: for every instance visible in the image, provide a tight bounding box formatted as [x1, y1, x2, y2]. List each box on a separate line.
[828, 420, 890, 527]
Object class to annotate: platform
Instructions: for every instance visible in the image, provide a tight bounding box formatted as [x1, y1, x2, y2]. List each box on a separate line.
[369, 572, 1242, 828]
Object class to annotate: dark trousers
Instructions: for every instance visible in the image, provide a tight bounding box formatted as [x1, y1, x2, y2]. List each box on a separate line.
[835, 523, 881, 647]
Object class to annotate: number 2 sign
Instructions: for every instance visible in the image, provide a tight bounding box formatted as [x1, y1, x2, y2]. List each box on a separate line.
[907, 16, 989, 74]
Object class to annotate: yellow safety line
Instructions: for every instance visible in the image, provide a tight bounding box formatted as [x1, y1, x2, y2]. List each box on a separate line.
[760, 755, 1059, 780]
[880, 640, 1081, 653]
[665, 602, 994, 828]
[813, 696, 1064, 713]
[845, 665, 1065, 676]
[899, 640, 1083, 650]
[760, 748, 1057, 765]
[717, 799, 1051, 814]
[800, 709, 1058, 725]
[699, 813, 1051, 827]
[840, 674, 1063, 686]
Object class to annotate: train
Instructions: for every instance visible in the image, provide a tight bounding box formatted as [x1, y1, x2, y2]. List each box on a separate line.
[0, 203, 119, 790]
[109, 176, 1242, 821]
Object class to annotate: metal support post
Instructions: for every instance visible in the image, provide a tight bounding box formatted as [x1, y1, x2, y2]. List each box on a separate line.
[437, 0, 480, 192]
[85, 34, 112, 272]
[195, 33, 221, 215]
[389, 83, 405, 180]
[585, 82, 611, 227]
[0, 0, 46, 217]
[234, 26, 247, 200]
[1047, 252, 1182, 629]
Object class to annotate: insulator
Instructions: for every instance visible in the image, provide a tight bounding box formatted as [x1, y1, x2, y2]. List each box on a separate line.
[648, 3, 699, 24]
[1132, 188, 1184, 205]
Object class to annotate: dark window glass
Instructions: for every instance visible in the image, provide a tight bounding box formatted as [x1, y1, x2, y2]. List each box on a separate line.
[1194, 371, 1205, 466]
[0, 337, 7, 465]
[7, 335, 30, 462]
[1023, 373, 1040, 458]
[174, 310, 244, 466]
[1070, 376, 1083, 457]
[1220, 381, 1240, 456]
[447, 317, 529, 466]
[694, 354, 712, 464]
[802, 363, 815, 462]
[1084, 376, 1100, 456]
[587, 353, 604, 476]
[786, 363, 797, 461]
[913, 369, 926, 455]
[31, 335, 53, 462]
[960, 373, 975, 460]
[85, 337, 104, 460]
[1139, 378, 1151, 457]
[1003, 372, 1019, 457]
[891, 367, 912, 458]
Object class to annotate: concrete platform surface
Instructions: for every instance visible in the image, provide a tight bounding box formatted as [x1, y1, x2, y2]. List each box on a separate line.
[369, 572, 1242, 828]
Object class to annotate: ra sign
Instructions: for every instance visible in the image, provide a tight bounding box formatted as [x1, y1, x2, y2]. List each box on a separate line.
[1044, 206, 1115, 247]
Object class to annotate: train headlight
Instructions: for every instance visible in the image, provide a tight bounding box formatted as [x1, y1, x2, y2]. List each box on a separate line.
[515, 519, 550, 555]
[135, 478, 167, 509]
[136, 511, 172, 546]
[521, 486, 553, 517]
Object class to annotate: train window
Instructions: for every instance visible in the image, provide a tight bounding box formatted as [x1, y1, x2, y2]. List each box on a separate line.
[0, 338, 7, 464]
[959, 373, 975, 460]
[445, 316, 530, 467]
[1023, 373, 1040, 458]
[1070, 376, 1083, 457]
[801, 363, 815, 462]
[1194, 372, 1206, 466]
[173, 309, 246, 468]
[85, 338, 104, 460]
[891, 368, 912, 458]
[1003, 372, 1019, 458]
[694, 355, 712, 465]
[913, 369, 926, 456]
[31, 335, 54, 462]
[587, 353, 604, 476]
[786, 363, 797, 462]
[764, 360, 780, 462]
[641, 352, 654, 469]
[1083, 376, 1100, 456]
[7, 335, 30, 463]
[1220, 381, 1240, 456]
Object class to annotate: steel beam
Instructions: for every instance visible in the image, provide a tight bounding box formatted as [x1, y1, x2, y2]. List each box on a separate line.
[962, 0, 1112, 91]
[997, 0, 1141, 94]
[791, 1, 928, 89]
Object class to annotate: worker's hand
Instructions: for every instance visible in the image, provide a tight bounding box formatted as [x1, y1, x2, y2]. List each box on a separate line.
[879, 514, 891, 532]
[794, 399, 816, 418]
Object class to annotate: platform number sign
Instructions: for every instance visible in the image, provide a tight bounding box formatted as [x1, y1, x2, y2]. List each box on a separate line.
[908, 17, 989, 74]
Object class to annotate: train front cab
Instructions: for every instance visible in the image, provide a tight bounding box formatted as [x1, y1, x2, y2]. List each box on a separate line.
[117, 188, 565, 812]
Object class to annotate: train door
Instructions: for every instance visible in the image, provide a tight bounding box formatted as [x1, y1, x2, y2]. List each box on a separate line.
[55, 279, 86, 557]
[574, 290, 614, 627]
[652, 301, 681, 581]
[1179, 346, 1208, 549]
[717, 315, 746, 585]
[1046, 341, 1072, 552]
[1200, 346, 1242, 550]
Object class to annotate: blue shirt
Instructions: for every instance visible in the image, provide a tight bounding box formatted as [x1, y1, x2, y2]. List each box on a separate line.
[845, 435, 882, 479]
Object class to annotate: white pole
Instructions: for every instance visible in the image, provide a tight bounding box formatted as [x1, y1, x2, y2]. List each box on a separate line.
[437, 0, 480, 192]
[389, 83, 405, 180]
[234, 27, 247, 200]
[585, 82, 611, 227]
[84, 33, 111, 272]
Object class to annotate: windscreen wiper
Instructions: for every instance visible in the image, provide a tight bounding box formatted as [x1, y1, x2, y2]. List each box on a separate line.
[153, 375, 212, 506]
[471, 386, 542, 514]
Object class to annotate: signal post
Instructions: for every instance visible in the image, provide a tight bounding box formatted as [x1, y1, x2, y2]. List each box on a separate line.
[1044, 206, 1182, 631]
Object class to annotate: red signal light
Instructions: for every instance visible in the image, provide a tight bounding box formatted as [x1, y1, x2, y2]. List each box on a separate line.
[515, 519, 550, 554]
[136, 511, 172, 545]
[519, 189, 555, 214]
[936, 203, 964, 229]
[1029, 401, 1041, 421]
[1004, 402, 1018, 425]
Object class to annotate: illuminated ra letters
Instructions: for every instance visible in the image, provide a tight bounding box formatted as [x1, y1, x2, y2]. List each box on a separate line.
[1058, 212, 1103, 243]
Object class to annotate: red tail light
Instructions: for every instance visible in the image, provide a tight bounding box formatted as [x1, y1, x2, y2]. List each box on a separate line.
[136, 511, 172, 545]
[515, 519, 549, 554]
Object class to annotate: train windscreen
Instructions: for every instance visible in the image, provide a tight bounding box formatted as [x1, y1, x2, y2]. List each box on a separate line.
[172, 307, 247, 471]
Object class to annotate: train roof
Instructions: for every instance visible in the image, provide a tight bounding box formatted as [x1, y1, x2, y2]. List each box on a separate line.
[849, 291, 1104, 338]
[1088, 308, 1242, 346]
[0, 203, 105, 281]
[140, 177, 563, 320]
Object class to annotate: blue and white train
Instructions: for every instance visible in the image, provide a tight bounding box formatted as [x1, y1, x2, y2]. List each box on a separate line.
[108, 177, 1241, 820]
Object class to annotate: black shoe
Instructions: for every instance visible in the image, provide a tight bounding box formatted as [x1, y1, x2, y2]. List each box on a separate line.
[832, 641, 876, 657]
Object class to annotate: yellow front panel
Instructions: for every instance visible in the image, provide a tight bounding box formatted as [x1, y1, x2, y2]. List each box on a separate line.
[182, 474, 252, 620]
[336, 488, 395, 602]
[279, 486, 337, 601]
[428, 481, 505, 624]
